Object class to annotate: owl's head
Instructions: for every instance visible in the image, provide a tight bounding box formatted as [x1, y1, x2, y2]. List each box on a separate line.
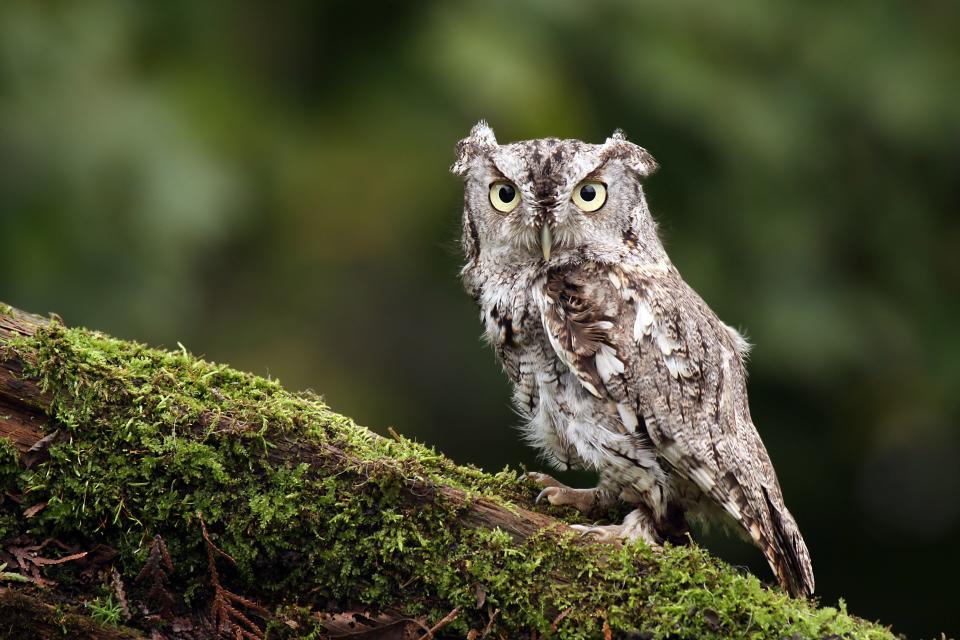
[451, 121, 664, 270]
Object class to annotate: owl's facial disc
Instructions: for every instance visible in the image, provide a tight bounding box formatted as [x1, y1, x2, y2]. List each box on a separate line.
[453, 124, 660, 267]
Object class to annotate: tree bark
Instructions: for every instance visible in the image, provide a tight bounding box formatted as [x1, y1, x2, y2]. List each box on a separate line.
[0, 302, 895, 640]
[0, 588, 147, 639]
[0, 306, 50, 451]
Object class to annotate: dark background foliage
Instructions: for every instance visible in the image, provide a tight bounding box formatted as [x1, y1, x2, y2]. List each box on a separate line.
[1, 2, 958, 636]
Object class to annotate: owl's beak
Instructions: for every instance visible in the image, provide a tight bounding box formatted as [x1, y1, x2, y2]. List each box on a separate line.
[540, 224, 553, 261]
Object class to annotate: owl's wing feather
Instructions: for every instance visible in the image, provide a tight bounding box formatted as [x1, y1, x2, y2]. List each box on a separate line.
[539, 262, 814, 596]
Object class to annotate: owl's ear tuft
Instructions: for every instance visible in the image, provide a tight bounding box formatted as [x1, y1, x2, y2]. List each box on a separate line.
[604, 130, 658, 178]
[451, 120, 498, 176]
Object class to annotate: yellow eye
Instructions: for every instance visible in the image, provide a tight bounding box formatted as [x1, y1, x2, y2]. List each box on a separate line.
[572, 181, 607, 212]
[489, 180, 520, 213]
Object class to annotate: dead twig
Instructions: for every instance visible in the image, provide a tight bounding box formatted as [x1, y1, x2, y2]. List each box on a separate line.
[550, 607, 573, 633]
[467, 607, 500, 640]
[22, 501, 47, 518]
[482, 608, 500, 638]
[199, 512, 269, 640]
[111, 567, 131, 621]
[6, 537, 87, 586]
[135, 535, 176, 617]
[418, 606, 460, 640]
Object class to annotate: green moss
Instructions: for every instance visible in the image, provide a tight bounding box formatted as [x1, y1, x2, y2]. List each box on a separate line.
[0, 303, 13, 317]
[3, 325, 897, 639]
[84, 594, 124, 627]
[0, 438, 24, 540]
[0, 437, 18, 494]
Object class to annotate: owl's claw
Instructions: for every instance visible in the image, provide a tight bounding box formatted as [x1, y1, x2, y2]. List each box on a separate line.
[526, 471, 564, 488]
[571, 524, 623, 543]
[571, 509, 661, 546]
[528, 473, 609, 514]
[536, 485, 593, 511]
[527, 471, 612, 513]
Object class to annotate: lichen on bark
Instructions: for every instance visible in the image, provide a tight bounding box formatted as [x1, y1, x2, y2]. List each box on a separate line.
[0, 318, 898, 639]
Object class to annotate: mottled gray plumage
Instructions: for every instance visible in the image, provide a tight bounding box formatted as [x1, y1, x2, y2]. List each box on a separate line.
[451, 121, 815, 597]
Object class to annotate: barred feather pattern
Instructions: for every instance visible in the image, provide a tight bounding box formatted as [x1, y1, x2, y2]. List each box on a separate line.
[454, 123, 814, 596]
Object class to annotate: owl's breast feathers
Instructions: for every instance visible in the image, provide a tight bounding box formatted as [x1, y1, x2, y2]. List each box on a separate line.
[534, 261, 815, 597]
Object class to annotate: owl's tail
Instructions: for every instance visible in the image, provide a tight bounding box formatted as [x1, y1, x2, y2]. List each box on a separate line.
[716, 468, 815, 597]
[755, 486, 815, 598]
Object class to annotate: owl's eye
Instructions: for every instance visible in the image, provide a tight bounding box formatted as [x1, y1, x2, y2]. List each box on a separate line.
[489, 180, 520, 213]
[572, 181, 607, 212]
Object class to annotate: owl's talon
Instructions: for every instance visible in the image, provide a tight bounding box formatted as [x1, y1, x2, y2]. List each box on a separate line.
[526, 471, 563, 488]
[570, 524, 623, 543]
[571, 510, 663, 546]
[528, 474, 613, 514]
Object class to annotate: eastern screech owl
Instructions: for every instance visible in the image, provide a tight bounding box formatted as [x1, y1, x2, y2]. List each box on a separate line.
[451, 121, 814, 597]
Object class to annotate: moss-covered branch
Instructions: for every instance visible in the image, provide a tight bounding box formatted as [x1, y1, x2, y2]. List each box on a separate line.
[0, 302, 897, 639]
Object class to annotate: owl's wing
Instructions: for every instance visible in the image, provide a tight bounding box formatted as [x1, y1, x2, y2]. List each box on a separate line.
[537, 262, 814, 596]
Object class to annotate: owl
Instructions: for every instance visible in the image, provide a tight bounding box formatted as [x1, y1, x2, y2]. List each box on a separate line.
[451, 121, 814, 597]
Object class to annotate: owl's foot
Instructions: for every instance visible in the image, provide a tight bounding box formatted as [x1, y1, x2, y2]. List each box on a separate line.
[527, 471, 565, 489]
[571, 508, 661, 546]
[527, 472, 614, 515]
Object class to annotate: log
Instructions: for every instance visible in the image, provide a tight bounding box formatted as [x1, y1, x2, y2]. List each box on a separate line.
[0, 589, 146, 639]
[0, 301, 897, 639]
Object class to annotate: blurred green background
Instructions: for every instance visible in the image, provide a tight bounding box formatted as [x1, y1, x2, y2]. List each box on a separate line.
[2, 1, 958, 636]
